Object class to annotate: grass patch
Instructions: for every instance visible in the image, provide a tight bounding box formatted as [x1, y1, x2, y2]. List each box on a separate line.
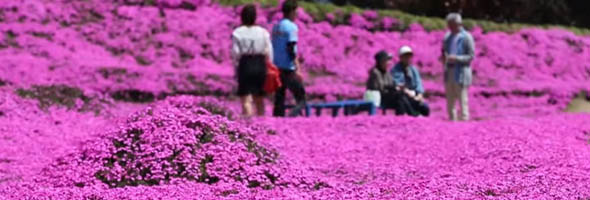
[16, 84, 103, 114]
[111, 89, 156, 103]
[134, 55, 153, 66]
[216, 0, 590, 35]
[0, 30, 20, 48]
[97, 67, 127, 79]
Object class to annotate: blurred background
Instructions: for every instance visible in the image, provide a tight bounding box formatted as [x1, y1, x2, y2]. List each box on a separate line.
[306, 0, 590, 28]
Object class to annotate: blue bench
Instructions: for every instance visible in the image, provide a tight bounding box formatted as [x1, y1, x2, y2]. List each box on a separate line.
[286, 100, 377, 117]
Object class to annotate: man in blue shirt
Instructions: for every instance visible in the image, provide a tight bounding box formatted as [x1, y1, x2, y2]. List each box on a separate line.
[391, 46, 430, 117]
[272, 0, 307, 117]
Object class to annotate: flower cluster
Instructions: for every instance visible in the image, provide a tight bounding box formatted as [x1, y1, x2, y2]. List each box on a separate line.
[0, 0, 589, 199]
[37, 96, 316, 190]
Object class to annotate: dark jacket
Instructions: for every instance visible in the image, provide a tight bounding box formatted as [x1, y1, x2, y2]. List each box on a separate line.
[366, 67, 394, 92]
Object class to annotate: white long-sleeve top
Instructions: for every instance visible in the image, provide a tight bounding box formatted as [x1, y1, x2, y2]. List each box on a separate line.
[231, 25, 273, 67]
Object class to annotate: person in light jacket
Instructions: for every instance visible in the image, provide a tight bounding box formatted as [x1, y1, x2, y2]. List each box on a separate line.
[391, 46, 430, 117]
[442, 13, 475, 121]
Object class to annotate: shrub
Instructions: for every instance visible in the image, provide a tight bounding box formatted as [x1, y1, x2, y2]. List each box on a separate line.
[39, 96, 315, 190]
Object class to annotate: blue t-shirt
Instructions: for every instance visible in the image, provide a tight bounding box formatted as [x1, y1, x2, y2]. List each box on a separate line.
[272, 19, 298, 70]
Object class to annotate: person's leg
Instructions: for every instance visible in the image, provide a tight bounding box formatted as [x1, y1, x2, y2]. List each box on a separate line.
[410, 99, 430, 117]
[421, 102, 430, 117]
[253, 95, 265, 116]
[383, 90, 404, 115]
[240, 95, 253, 117]
[405, 95, 420, 117]
[445, 81, 458, 121]
[380, 91, 394, 114]
[273, 86, 287, 117]
[459, 86, 470, 121]
[397, 93, 417, 116]
[252, 57, 266, 117]
[394, 93, 408, 116]
[286, 73, 307, 117]
[273, 71, 289, 117]
[418, 102, 430, 117]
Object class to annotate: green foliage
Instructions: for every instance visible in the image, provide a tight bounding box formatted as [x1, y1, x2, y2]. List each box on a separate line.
[197, 154, 218, 184]
[313, 181, 330, 190]
[220, 189, 239, 197]
[198, 101, 235, 120]
[134, 55, 152, 66]
[97, 67, 127, 79]
[111, 89, 156, 103]
[216, 0, 590, 35]
[16, 85, 103, 113]
[1, 30, 20, 48]
[217, 0, 279, 7]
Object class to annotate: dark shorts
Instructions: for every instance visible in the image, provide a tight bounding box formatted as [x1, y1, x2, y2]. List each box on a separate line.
[237, 55, 267, 96]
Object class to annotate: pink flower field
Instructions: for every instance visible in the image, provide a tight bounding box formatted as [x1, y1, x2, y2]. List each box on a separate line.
[0, 0, 589, 199]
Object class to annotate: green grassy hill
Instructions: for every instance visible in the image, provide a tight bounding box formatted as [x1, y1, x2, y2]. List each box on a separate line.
[217, 0, 590, 35]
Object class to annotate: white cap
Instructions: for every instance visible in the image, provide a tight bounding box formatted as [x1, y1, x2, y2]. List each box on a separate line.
[399, 45, 413, 56]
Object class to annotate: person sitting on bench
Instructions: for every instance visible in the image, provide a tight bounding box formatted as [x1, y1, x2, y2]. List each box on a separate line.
[390, 46, 430, 117]
[365, 50, 397, 110]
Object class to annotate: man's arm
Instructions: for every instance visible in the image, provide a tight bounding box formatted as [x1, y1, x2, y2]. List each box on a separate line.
[288, 41, 299, 75]
[287, 23, 301, 79]
[440, 32, 450, 64]
[288, 41, 303, 81]
[414, 68, 425, 95]
[287, 42, 297, 62]
[413, 67, 425, 102]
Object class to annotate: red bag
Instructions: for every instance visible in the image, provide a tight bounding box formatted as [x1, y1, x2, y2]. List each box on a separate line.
[264, 60, 282, 94]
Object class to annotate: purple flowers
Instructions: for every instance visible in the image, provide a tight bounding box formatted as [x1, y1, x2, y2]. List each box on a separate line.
[0, 0, 589, 199]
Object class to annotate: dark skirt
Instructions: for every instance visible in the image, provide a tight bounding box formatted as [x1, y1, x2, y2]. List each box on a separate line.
[237, 55, 267, 96]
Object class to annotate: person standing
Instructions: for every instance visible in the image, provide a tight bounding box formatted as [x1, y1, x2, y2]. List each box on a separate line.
[231, 5, 273, 117]
[442, 13, 475, 121]
[391, 46, 430, 117]
[272, 0, 307, 117]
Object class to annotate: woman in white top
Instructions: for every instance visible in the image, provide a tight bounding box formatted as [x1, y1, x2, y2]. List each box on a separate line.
[231, 4, 273, 117]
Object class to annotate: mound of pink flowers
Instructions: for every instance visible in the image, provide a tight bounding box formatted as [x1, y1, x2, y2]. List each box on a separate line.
[37, 96, 318, 190]
[1, 94, 589, 199]
[0, 95, 322, 199]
